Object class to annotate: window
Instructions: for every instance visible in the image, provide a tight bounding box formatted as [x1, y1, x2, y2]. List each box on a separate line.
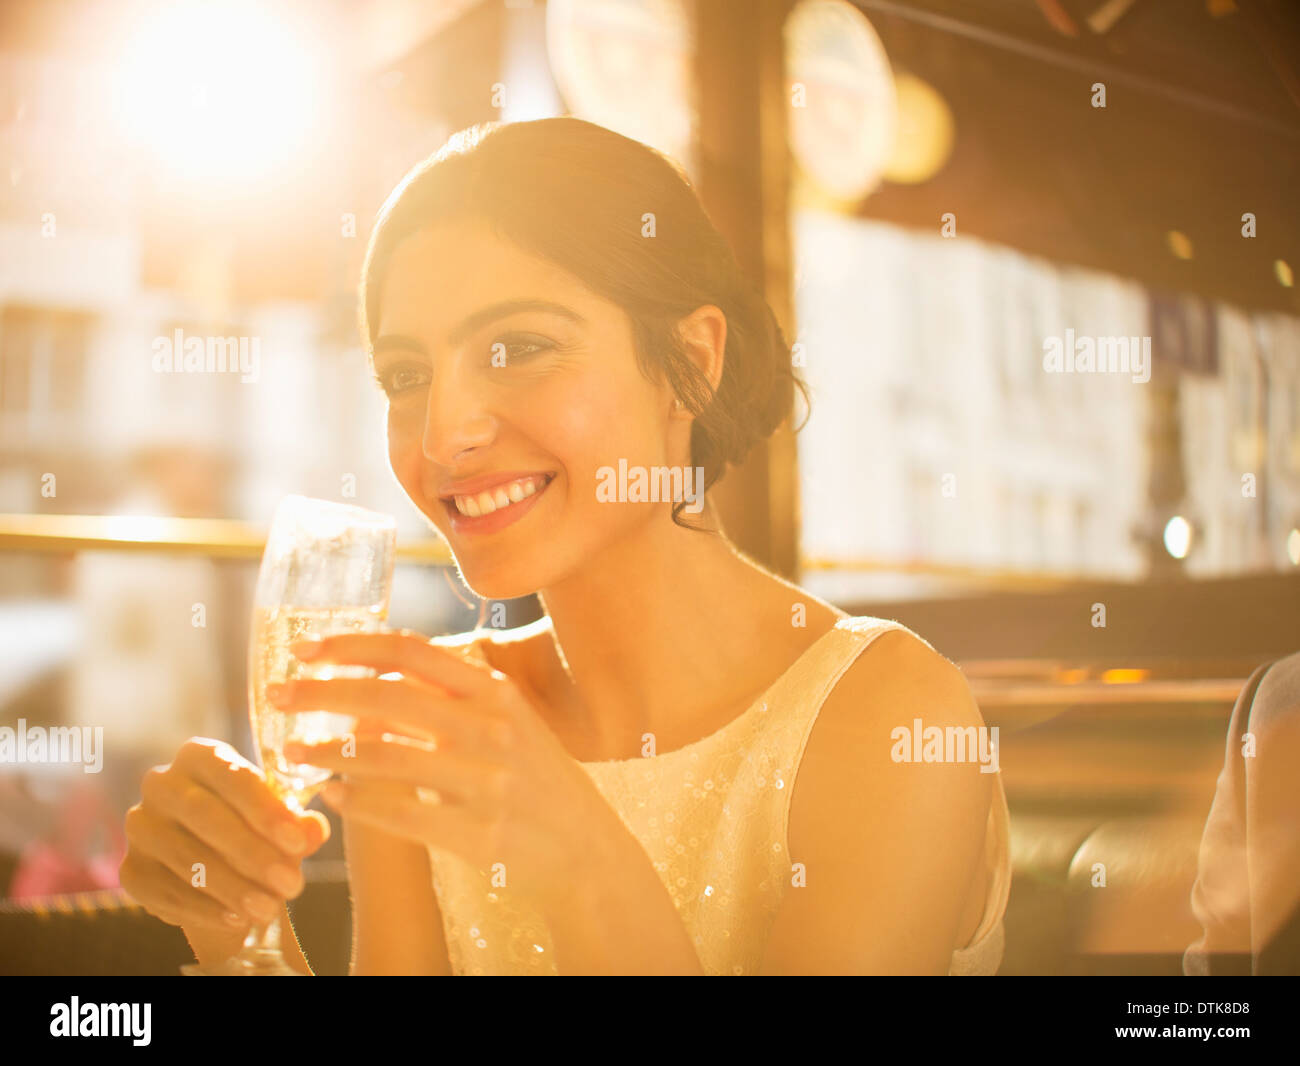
[0, 305, 93, 428]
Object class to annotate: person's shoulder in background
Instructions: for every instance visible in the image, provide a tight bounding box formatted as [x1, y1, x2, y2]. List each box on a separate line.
[1185, 650, 1300, 976]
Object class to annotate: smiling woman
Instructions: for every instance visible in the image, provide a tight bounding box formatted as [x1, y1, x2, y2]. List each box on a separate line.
[359, 118, 803, 544]
[120, 116, 1010, 977]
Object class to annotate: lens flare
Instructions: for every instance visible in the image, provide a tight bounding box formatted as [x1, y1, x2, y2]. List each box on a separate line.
[112, 0, 324, 184]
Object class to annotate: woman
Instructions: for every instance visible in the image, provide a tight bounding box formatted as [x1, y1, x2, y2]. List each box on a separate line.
[119, 117, 1010, 975]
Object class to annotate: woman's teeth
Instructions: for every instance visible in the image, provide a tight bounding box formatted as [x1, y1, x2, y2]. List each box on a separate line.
[453, 475, 549, 517]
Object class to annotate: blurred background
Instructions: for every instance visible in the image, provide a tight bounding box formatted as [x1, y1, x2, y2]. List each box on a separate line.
[1, 0, 1298, 974]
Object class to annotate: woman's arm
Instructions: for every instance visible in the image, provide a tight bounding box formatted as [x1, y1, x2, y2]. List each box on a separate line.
[345, 812, 452, 975]
[760, 630, 994, 975]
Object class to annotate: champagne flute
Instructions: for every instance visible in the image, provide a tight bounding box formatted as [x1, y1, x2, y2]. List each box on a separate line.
[183, 495, 396, 976]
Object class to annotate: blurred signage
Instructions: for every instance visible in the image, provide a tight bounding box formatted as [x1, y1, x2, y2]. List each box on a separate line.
[546, 0, 695, 171]
[785, 0, 896, 205]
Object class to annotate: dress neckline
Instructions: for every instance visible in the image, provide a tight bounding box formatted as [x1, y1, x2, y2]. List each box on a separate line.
[578, 611, 852, 768]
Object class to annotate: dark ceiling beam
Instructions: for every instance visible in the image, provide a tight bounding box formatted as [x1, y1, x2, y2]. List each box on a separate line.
[1237, 0, 1300, 116]
[855, 0, 1300, 140]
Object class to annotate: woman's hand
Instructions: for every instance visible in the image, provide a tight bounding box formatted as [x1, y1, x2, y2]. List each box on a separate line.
[119, 738, 330, 946]
[272, 630, 629, 911]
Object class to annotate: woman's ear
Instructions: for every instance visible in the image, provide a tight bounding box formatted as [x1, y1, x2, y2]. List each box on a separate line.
[676, 304, 727, 398]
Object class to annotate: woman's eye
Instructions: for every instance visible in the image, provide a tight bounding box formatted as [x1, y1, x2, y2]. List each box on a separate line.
[491, 335, 554, 365]
[374, 364, 430, 396]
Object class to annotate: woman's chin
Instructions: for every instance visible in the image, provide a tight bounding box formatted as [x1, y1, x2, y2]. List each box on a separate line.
[455, 563, 544, 604]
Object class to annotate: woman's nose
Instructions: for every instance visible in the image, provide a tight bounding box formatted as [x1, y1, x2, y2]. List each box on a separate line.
[421, 369, 499, 465]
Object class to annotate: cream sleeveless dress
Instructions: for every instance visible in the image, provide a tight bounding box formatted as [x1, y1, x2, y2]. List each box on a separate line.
[425, 614, 1012, 975]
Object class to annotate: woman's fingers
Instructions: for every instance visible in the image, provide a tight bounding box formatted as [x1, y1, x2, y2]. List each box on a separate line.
[269, 677, 487, 748]
[119, 736, 332, 947]
[139, 766, 308, 893]
[291, 630, 496, 696]
[286, 736, 502, 809]
[172, 739, 320, 857]
[123, 804, 290, 924]
[119, 854, 250, 932]
[122, 738, 334, 936]
[325, 779, 489, 862]
[298, 809, 331, 846]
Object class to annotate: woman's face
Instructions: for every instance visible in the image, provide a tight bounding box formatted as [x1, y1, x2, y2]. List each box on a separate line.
[373, 220, 684, 600]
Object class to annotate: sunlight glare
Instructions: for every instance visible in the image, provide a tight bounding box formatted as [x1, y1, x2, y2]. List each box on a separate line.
[113, 0, 322, 184]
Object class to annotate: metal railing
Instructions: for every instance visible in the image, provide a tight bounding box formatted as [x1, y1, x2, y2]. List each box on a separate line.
[0, 512, 452, 564]
[0, 513, 1135, 589]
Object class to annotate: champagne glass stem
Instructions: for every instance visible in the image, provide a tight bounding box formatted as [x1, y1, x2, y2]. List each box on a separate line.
[244, 916, 284, 956]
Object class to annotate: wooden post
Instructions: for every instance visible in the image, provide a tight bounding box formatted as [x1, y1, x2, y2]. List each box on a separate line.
[693, 0, 800, 577]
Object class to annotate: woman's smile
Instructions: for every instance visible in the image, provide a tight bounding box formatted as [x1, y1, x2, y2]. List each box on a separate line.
[437, 470, 557, 536]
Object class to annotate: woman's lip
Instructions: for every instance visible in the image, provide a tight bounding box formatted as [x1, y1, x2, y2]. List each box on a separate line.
[437, 470, 555, 499]
[443, 474, 554, 535]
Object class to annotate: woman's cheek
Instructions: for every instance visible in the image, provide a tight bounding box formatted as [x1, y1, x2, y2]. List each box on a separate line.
[548, 368, 637, 448]
[386, 412, 426, 496]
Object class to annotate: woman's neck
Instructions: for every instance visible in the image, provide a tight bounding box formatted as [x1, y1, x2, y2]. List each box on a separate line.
[536, 503, 783, 754]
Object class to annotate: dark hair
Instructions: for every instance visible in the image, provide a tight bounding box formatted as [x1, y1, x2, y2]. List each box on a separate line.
[359, 117, 809, 530]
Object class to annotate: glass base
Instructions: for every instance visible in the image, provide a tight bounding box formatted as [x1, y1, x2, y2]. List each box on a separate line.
[181, 948, 304, 976]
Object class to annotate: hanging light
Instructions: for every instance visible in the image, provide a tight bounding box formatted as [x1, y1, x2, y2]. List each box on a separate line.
[784, 0, 896, 206]
[882, 72, 955, 185]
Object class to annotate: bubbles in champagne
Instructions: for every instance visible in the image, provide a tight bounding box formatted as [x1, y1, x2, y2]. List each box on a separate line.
[249, 604, 384, 804]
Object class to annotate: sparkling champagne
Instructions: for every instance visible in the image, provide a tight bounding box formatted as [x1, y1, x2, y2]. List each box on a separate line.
[248, 603, 385, 805]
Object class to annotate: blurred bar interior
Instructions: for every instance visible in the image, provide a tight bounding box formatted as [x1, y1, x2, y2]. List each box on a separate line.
[0, 0, 1298, 974]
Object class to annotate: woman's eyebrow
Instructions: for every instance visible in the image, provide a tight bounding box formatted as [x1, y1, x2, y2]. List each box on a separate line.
[372, 333, 429, 360]
[373, 301, 586, 358]
[446, 299, 586, 346]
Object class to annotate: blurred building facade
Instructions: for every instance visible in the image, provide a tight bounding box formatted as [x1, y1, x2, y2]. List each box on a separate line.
[794, 210, 1300, 603]
[0, 52, 407, 524]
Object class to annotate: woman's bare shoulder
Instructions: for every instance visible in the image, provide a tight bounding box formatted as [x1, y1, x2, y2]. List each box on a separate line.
[834, 624, 976, 714]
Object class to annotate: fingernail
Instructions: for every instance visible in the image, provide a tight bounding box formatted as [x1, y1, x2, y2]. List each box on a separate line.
[276, 824, 307, 854]
[266, 682, 290, 703]
[224, 911, 245, 926]
[291, 640, 321, 660]
[268, 864, 300, 897]
[244, 892, 277, 922]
